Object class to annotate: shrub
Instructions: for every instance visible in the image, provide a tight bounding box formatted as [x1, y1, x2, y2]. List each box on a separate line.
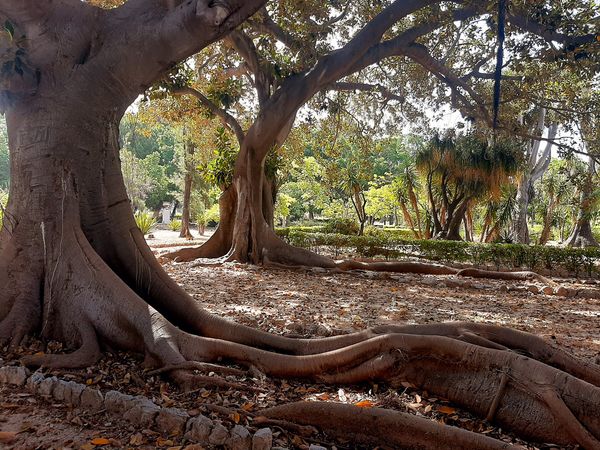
[205, 204, 220, 227]
[169, 219, 182, 232]
[322, 218, 359, 235]
[274, 229, 600, 277]
[135, 210, 156, 235]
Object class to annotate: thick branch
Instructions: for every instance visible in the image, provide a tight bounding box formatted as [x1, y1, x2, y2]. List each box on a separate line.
[508, 11, 598, 47]
[104, 0, 267, 91]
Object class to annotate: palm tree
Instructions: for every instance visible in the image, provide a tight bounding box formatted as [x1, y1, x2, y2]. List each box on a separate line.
[416, 132, 521, 240]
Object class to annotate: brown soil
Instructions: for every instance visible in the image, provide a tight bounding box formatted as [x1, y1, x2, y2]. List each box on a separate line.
[1, 259, 599, 449]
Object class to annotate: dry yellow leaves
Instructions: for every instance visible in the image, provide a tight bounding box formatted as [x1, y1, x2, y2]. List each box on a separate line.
[156, 437, 174, 446]
[129, 433, 146, 446]
[90, 437, 111, 446]
[229, 412, 241, 424]
[354, 399, 375, 408]
[0, 432, 17, 443]
[437, 405, 458, 414]
[241, 402, 255, 411]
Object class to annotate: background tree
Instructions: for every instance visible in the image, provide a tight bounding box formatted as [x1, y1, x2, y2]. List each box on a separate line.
[416, 133, 521, 240]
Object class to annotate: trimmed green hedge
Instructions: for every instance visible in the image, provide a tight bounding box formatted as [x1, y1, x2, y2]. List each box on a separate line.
[275, 228, 600, 277]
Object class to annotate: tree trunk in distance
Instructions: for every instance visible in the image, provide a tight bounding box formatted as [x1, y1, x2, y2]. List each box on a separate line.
[179, 140, 195, 240]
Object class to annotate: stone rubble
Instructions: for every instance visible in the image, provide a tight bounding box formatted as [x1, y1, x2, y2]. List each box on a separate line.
[0, 366, 279, 449]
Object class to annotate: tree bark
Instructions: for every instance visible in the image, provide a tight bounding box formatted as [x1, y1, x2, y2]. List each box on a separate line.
[567, 156, 598, 247]
[179, 140, 195, 240]
[511, 112, 555, 244]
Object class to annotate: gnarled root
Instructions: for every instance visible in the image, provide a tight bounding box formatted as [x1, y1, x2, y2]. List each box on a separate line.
[260, 402, 517, 450]
[7, 223, 600, 448]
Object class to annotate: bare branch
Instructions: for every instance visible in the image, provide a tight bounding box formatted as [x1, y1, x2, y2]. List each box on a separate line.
[226, 29, 272, 106]
[328, 82, 403, 103]
[507, 11, 597, 47]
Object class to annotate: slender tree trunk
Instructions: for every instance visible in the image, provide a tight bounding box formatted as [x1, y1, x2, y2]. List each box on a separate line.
[399, 202, 419, 238]
[538, 197, 557, 245]
[179, 140, 195, 240]
[512, 180, 530, 244]
[567, 156, 598, 247]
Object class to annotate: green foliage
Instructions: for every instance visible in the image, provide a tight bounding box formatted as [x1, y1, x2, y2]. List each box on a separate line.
[134, 210, 156, 235]
[169, 219, 182, 232]
[205, 203, 221, 227]
[275, 193, 295, 223]
[322, 218, 359, 235]
[196, 211, 208, 227]
[0, 189, 7, 229]
[202, 127, 237, 189]
[120, 116, 179, 210]
[276, 229, 600, 277]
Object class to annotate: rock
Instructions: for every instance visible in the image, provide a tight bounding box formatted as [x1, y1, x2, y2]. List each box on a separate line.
[123, 396, 161, 427]
[252, 428, 273, 450]
[421, 278, 438, 286]
[471, 283, 487, 290]
[80, 387, 104, 411]
[52, 379, 69, 401]
[0, 366, 29, 386]
[227, 425, 251, 450]
[541, 286, 554, 295]
[528, 285, 540, 294]
[308, 445, 327, 450]
[185, 414, 214, 442]
[554, 286, 570, 297]
[576, 288, 597, 299]
[156, 407, 190, 436]
[38, 376, 58, 397]
[26, 372, 45, 393]
[209, 422, 230, 446]
[104, 390, 136, 414]
[63, 381, 85, 406]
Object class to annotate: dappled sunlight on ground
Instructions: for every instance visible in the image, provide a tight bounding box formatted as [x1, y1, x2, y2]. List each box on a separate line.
[163, 261, 600, 361]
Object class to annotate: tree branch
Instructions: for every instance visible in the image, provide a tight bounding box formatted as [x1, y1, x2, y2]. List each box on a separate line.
[327, 82, 403, 103]
[226, 29, 272, 106]
[171, 86, 245, 146]
[507, 11, 598, 47]
[101, 0, 267, 92]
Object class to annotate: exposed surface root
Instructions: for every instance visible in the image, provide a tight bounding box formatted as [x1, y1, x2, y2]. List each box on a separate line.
[538, 386, 600, 449]
[20, 322, 100, 369]
[455, 268, 554, 285]
[147, 361, 246, 377]
[5, 221, 600, 448]
[260, 402, 518, 449]
[169, 371, 260, 392]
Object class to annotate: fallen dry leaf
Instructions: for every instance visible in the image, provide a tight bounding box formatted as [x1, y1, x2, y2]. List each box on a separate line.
[438, 406, 458, 414]
[354, 399, 375, 408]
[90, 437, 111, 446]
[0, 432, 17, 444]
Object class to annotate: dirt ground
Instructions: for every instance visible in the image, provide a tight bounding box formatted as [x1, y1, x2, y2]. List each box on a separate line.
[1, 240, 599, 449]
